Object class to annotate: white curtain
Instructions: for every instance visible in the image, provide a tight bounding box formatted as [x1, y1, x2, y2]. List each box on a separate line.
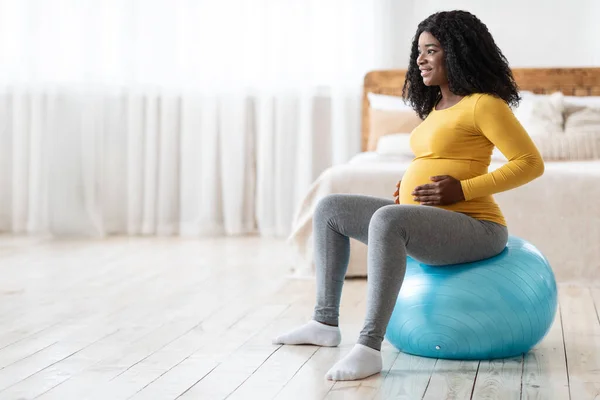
[0, 0, 395, 237]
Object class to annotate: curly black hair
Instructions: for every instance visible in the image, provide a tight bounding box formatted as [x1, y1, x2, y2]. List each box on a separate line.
[402, 10, 520, 119]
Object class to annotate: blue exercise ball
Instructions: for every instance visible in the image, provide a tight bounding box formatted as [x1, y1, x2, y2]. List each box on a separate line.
[385, 236, 557, 360]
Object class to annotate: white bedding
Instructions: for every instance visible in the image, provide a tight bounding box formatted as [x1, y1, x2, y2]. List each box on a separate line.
[288, 152, 600, 282]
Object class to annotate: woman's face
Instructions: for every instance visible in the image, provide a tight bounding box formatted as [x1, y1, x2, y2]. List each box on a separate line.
[416, 31, 447, 86]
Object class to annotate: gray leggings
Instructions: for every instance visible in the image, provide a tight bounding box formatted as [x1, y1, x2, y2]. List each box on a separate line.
[313, 194, 508, 351]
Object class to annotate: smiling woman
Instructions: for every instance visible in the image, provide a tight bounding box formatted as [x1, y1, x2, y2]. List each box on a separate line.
[416, 32, 447, 88]
[403, 11, 521, 119]
[273, 10, 545, 383]
[399, 10, 543, 223]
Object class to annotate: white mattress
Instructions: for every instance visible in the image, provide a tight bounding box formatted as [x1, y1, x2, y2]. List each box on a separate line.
[288, 152, 600, 282]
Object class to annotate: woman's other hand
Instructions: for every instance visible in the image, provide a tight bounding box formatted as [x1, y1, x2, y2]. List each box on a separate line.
[412, 175, 465, 206]
[393, 180, 401, 204]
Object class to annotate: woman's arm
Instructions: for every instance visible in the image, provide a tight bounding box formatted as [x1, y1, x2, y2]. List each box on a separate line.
[460, 95, 545, 201]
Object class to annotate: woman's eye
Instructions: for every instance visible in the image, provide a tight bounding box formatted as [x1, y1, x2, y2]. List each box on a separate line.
[428, 50, 435, 55]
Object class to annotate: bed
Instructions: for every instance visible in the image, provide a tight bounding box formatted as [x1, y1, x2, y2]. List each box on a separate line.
[288, 68, 600, 282]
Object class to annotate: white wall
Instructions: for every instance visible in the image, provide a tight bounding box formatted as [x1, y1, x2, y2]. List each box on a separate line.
[390, 0, 598, 68]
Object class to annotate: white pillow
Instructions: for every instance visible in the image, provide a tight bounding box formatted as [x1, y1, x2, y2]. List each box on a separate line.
[512, 91, 536, 123]
[514, 91, 564, 136]
[367, 93, 412, 111]
[565, 106, 600, 131]
[376, 133, 414, 157]
[516, 96, 600, 160]
[564, 96, 600, 109]
[516, 92, 600, 125]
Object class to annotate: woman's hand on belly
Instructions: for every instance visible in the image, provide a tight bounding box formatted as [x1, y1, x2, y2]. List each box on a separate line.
[412, 175, 465, 206]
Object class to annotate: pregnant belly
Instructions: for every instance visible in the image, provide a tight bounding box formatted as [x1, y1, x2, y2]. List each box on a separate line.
[399, 159, 474, 205]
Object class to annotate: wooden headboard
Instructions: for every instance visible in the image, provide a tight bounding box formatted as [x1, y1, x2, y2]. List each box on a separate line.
[361, 68, 600, 151]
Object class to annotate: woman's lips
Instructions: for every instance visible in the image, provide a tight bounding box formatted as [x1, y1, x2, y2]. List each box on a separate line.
[420, 69, 432, 77]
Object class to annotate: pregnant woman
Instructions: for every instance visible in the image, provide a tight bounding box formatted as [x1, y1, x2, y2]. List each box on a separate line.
[273, 10, 545, 381]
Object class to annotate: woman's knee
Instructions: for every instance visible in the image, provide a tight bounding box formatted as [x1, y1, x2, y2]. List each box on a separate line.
[369, 205, 409, 238]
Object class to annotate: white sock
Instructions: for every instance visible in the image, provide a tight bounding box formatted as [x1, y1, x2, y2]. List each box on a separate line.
[272, 320, 341, 347]
[325, 344, 383, 381]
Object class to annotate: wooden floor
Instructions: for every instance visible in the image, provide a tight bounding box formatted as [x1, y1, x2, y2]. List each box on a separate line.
[0, 235, 597, 400]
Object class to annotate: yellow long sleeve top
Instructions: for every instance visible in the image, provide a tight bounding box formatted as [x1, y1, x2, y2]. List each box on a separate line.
[399, 93, 545, 226]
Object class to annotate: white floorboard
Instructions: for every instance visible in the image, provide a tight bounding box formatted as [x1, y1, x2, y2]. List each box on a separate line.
[0, 235, 593, 399]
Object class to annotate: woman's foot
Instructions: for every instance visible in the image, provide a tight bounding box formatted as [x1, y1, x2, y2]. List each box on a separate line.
[272, 320, 341, 347]
[325, 344, 383, 381]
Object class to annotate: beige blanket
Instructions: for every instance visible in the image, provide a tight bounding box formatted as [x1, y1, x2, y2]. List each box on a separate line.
[288, 153, 600, 282]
